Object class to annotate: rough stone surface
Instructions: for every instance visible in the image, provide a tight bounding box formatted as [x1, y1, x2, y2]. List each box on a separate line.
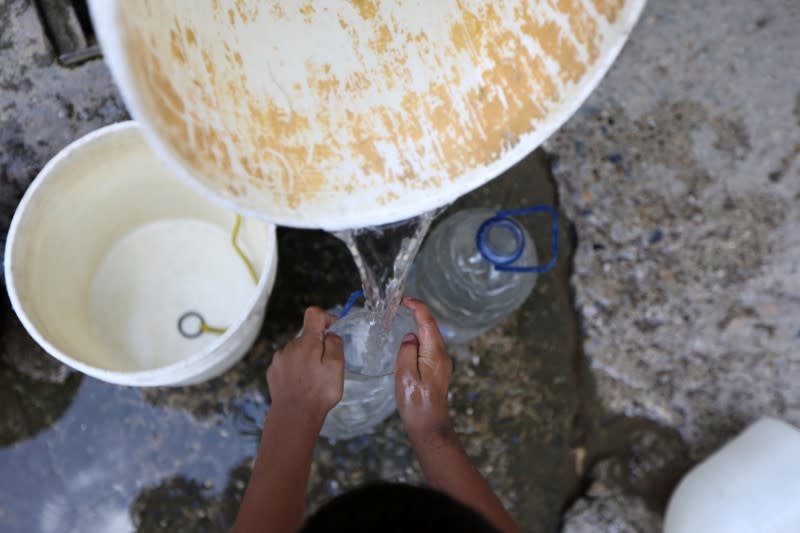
[562, 458, 674, 533]
[563, 496, 660, 533]
[0, 0, 128, 272]
[562, 462, 662, 533]
[547, 0, 800, 459]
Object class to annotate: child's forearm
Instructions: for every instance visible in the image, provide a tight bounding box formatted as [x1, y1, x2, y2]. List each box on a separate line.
[234, 308, 343, 533]
[410, 427, 522, 533]
[233, 406, 323, 533]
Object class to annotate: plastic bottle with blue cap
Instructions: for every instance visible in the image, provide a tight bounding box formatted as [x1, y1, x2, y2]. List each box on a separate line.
[406, 206, 558, 344]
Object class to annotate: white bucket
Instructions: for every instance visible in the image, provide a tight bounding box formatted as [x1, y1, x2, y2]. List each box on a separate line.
[5, 121, 278, 387]
[88, 0, 646, 230]
[664, 418, 800, 533]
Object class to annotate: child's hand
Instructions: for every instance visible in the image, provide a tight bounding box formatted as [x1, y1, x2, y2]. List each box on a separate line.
[394, 299, 521, 533]
[395, 297, 454, 441]
[267, 307, 345, 426]
[238, 309, 344, 533]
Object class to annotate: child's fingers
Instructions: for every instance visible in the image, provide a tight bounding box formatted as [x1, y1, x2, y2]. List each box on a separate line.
[296, 307, 330, 359]
[302, 307, 329, 338]
[395, 333, 421, 381]
[402, 297, 446, 361]
[323, 312, 337, 330]
[322, 333, 345, 366]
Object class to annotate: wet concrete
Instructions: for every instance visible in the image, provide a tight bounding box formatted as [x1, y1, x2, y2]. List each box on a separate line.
[549, 0, 800, 462]
[0, 144, 598, 532]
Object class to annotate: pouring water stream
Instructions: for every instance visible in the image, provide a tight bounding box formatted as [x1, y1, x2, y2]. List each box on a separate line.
[334, 209, 441, 364]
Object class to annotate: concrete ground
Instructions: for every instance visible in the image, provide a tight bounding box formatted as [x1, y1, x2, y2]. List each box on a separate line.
[551, 0, 800, 529]
[1, 0, 799, 531]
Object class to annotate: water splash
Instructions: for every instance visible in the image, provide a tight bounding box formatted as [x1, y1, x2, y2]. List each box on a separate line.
[335, 209, 441, 350]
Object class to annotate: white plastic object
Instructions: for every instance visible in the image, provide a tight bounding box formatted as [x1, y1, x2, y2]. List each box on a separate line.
[5, 121, 278, 387]
[89, 0, 646, 230]
[664, 418, 800, 533]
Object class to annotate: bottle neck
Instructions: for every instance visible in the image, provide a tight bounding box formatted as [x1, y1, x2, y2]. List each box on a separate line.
[476, 216, 525, 266]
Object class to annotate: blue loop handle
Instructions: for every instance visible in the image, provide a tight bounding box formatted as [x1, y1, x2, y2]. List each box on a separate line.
[476, 205, 559, 274]
[339, 289, 364, 319]
[475, 217, 526, 265]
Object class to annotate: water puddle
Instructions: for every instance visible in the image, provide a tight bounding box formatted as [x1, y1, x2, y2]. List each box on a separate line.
[0, 376, 257, 532]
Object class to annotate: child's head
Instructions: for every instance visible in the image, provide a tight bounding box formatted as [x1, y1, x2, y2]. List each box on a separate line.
[301, 482, 503, 532]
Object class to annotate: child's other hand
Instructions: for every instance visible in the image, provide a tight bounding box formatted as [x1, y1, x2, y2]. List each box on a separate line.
[267, 307, 345, 425]
[395, 297, 454, 441]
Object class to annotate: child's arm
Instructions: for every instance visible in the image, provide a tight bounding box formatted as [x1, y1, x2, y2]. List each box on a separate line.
[233, 308, 345, 533]
[396, 298, 522, 533]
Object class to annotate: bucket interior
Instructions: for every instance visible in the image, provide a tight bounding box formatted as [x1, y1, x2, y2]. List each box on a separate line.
[9, 125, 271, 373]
[92, 0, 643, 228]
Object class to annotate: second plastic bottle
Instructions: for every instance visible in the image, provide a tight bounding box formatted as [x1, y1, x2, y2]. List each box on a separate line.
[406, 208, 543, 344]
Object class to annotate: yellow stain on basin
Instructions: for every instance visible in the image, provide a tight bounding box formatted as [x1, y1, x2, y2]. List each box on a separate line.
[102, 0, 642, 227]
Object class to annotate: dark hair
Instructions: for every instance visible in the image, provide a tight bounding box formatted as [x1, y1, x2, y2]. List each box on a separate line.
[300, 482, 502, 533]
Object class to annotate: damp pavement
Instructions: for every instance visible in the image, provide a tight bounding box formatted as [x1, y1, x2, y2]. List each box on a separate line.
[1, 0, 799, 532]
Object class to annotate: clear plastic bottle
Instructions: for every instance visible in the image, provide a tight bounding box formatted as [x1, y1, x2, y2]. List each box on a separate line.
[406, 208, 546, 344]
[320, 305, 417, 441]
